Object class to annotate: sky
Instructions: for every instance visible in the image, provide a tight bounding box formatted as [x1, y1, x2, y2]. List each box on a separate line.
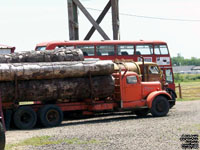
[0, 0, 200, 58]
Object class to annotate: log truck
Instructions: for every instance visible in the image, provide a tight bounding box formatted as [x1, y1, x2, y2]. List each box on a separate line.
[1, 69, 172, 130]
[0, 49, 173, 130]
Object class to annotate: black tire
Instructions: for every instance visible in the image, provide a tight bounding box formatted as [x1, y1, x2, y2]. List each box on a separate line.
[166, 88, 176, 108]
[0, 122, 5, 150]
[13, 106, 37, 129]
[169, 93, 176, 108]
[151, 96, 169, 117]
[134, 109, 149, 117]
[38, 105, 63, 128]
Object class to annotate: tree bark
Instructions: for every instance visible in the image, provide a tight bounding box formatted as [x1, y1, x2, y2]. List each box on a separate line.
[0, 60, 114, 81]
[0, 48, 84, 63]
[0, 75, 114, 103]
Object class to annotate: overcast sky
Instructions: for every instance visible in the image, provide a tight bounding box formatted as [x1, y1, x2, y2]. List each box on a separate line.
[0, 0, 200, 58]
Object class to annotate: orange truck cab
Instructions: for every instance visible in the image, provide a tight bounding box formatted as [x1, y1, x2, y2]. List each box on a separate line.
[114, 71, 172, 117]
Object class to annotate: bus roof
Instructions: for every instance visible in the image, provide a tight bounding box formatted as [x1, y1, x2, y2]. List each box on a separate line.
[36, 40, 167, 47]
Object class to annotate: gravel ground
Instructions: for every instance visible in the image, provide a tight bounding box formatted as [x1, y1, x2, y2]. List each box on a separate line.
[6, 100, 200, 150]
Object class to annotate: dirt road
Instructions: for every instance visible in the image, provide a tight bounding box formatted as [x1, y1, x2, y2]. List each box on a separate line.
[6, 100, 200, 150]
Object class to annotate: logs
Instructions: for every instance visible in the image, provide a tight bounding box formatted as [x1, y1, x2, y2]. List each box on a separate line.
[0, 48, 115, 103]
[0, 48, 84, 63]
[0, 61, 114, 81]
[0, 75, 114, 103]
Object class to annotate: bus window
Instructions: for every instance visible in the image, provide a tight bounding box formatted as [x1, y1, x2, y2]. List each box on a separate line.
[117, 45, 134, 55]
[96, 45, 115, 56]
[36, 46, 46, 51]
[165, 69, 173, 83]
[154, 45, 169, 55]
[136, 45, 153, 55]
[76, 45, 95, 56]
[55, 45, 74, 49]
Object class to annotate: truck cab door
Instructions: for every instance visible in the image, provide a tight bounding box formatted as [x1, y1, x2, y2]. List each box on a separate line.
[122, 75, 142, 101]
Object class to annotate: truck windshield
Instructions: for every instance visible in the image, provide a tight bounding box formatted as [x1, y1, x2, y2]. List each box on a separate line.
[149, 66, 160, 74]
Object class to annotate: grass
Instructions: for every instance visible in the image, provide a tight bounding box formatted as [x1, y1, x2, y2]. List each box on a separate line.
[174, 73, 200, 83]
[6, 136, 101, 150]
[175, 81, 200, 101]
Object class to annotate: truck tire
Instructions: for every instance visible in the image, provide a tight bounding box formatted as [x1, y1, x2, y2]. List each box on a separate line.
[134, 109, 149, 117]
[0, 122, 5, 150]
[13, 106, 37, 129]
[151, 96, 169, 117]
[38, 105, 63, 128]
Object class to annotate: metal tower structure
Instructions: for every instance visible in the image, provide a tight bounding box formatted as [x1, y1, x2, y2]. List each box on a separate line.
[67, 0, 119, 40]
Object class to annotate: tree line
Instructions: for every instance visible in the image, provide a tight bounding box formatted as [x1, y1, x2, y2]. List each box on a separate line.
[171, 54, 200, 66]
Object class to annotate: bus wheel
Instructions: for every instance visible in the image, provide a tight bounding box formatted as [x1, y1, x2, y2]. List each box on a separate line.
[134, 109, 149, 117]
[0, 122, 5, 150]
[13, 106, 37, 129]
[151, 96, 169, 117]
[38, 105, 63, 128]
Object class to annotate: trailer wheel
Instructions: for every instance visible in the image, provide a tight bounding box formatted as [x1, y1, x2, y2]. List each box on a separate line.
[0, 122, 5, 150]
[151, 96, 169, 117]
[13, 106, 37, 129]
[134, 109, 149, 117]
[38, 105, 63, 128]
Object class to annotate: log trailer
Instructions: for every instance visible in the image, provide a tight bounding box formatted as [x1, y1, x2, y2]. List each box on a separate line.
[2, 70, 172, 130]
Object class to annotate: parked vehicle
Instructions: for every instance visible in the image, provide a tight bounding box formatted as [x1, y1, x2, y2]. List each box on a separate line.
[2, 70, 172, 130]
[0, 44, 15, 54]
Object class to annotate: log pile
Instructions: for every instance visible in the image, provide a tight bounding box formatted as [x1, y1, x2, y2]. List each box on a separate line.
[0, 48, 84, 63]
[0, 48, 115, 103]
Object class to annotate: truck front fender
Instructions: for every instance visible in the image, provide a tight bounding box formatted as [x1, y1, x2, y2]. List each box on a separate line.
[146, 91, 172, 108]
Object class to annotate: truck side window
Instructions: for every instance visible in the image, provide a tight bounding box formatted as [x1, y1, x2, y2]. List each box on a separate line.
[126, 76, 137, 84]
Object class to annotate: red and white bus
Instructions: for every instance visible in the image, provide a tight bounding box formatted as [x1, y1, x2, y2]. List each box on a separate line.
[36, 40, 176, 98]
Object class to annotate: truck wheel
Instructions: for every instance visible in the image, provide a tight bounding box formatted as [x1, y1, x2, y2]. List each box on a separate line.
[169, 93, 176, 109]
[134, 109, 149, 117]
[13, 106, 37, 129]
[151, 96, 169, 117]
[0, 122, 5, 150]
[38, 105, 63, 128]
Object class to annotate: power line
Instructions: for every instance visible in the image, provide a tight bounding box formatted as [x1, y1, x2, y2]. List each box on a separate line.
[86, 7, 200, 22]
